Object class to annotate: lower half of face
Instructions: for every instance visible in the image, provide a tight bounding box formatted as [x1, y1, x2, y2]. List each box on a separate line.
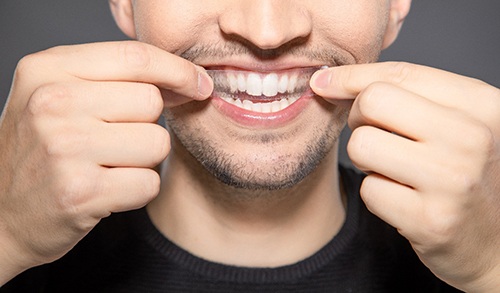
[132, 0, 389, 190]
[165, 92, 349, 191]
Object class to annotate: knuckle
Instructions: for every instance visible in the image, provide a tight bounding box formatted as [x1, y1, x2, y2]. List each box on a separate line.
[446, 167, 481, 196]
[149, 125, 171, 164]
[356, 82, 387, 122]
[170, 62, 196, 91]
[434, 153, 482, 196]
[384, 61, 415, 85]
[447, 113, 496, 162]
[347, 126, 371, 167]
[15, 47, 60, 80]
[56, 175, 92, 215]
[45, 129, 88, 158]
[456, 119, 496, 164]
[491, 85, 500, 101]
[479, 85, 500, 125]
[422, 205, 461, 246]
[15, 54, 41, 79]
[335, 64, 354, 90]
[470, 123, 495, 156]
[359, 175, 377, 205]
[145, 84, 164, 118]
[141, 170, 161, 201]
[120, 41, 153, 73]
[28, 84, 72, 116]
[347, 127, 363, 160]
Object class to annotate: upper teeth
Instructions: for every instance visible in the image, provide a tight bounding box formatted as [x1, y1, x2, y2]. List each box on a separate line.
[229, 72, 299, 97]
[206, 68, 319, 114]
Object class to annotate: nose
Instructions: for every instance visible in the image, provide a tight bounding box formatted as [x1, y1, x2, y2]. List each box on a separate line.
[218, 0, 312, 50]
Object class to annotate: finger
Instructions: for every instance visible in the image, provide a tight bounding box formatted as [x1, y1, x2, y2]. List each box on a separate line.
[90, 123, 170, 168]
[28, 41, 213, 101]
[360, 173, 422, 237]
[89, 82, 164, 122]
[71, 81, 204, 111]
[93, 167, 161, 215]
[348, 82, 460, 142]
[311, 62, 488, 111]
[348, 126, 428, 188]
[32, 81, 164, 123]
[159, 88, 208, 108]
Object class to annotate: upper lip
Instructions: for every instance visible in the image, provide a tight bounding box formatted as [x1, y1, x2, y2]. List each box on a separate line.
[199, 58, 334, 73]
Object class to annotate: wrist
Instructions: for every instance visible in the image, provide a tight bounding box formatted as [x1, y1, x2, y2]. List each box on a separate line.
[0, 246, 24, 286]
[0, 231, 32, 286]
[459, 263, 500, 293]
[474, 266, 500, 293]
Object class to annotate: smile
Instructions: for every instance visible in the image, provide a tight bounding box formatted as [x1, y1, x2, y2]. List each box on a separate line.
[207, 67, 321, 114]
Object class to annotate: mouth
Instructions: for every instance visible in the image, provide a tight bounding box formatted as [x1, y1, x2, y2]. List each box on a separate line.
[205, 66, 324, 128]
[207, 67, 322, 114]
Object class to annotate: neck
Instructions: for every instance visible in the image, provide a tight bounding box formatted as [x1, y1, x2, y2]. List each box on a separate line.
[147, 142, 345, 268]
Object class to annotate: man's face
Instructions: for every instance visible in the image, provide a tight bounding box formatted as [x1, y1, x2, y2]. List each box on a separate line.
[124, 0, 397, 190]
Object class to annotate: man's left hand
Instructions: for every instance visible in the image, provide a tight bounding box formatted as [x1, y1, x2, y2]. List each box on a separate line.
[311, 62, 500, 292]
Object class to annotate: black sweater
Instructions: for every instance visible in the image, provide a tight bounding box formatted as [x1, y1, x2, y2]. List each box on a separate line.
[2, 167, 461, 292]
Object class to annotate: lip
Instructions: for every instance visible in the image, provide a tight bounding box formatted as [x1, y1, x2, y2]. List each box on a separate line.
[200, 55, 331, 72]
[204, 63, 327, 73]
[205, 63, 321, 129]
[210, 89, 316, 129]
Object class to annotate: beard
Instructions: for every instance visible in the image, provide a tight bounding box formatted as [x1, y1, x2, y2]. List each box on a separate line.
[161, 39, 372, 192]
[164, 101, 348, 191]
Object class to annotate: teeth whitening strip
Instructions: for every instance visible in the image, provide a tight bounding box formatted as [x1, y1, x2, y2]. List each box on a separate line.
[206, 66, 325, 113]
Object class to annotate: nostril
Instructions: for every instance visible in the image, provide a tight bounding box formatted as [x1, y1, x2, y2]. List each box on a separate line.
[218, 2, 312, 51]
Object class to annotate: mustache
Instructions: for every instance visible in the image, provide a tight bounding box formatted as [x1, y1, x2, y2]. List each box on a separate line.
[180, 39, 355, 67]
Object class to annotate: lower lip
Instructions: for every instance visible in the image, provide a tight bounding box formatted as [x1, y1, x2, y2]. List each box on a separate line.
[210, 93, 315, 128]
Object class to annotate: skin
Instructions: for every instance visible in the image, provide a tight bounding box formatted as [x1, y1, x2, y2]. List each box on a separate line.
[125, 0, 394, 268]
[313, 63, 500, 291]
[0, 0, 498, 291]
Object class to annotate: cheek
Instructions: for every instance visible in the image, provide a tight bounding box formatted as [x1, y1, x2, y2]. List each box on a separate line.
[315, 1, 390, 62]
[132, 1, 213, 54]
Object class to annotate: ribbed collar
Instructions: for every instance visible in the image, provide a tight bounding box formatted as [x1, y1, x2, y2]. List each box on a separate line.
[130, 166, 363, 284]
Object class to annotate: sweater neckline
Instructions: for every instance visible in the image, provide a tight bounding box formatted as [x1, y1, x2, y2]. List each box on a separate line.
[130, 166, 362, 284]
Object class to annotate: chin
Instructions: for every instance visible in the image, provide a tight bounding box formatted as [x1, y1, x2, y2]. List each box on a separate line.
[197, 130, 337, 192]
[165, 92, 349, 193]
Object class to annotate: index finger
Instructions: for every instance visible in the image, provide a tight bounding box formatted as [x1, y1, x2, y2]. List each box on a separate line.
[310, 61, 489, 109]
[28, 41, 213, 101]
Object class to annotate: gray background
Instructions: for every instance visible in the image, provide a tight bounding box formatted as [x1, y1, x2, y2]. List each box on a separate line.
[1, 1, 499, 164]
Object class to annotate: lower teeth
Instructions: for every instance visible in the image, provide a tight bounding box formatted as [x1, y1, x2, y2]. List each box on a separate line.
[221, 97, 299, 113]
[206, 67, 322, 114]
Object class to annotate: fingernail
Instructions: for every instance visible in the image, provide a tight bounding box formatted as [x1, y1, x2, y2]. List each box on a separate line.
[312, 69, 332, 90]
[197, 71, 213, 98]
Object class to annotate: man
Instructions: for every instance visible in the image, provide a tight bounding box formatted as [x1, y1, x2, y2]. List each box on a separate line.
[0, 0, 498, 291]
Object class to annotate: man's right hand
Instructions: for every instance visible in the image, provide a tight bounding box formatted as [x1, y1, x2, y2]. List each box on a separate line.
[0, 41, 213, 284]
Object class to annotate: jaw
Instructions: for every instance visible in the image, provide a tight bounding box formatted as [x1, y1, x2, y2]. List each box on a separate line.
[150, 134, 346, 268]
[163, 90, 348, 191]
[153, 62, 350, 270]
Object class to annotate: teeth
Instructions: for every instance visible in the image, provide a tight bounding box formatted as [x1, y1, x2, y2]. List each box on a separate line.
[242, 99, 253, 111]
[247, 73, 262, 96]
[223, 71, 306, 97]
[229, 74, 238, 93]
[237, 74, 246, 92]
[278, 75, 288, 94]
[287, 74, 298, 93]
[207, 67, 321, 114]
[221, 97, 299, 114]
[262, 73, 279, 97]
